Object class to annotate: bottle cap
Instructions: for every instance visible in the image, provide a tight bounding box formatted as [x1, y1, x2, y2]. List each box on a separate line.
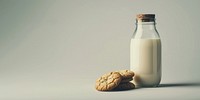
[136, 14, 155, 22]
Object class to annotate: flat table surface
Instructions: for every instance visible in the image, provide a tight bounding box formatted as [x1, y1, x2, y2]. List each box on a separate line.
[1, 81, 200, 100]
[72, 83, 200, 100]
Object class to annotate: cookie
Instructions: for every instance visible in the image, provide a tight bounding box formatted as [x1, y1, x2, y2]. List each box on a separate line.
[121, 77, 133, 83]
[113, 82, 135, 91]
[116, 70, 135, 79]
[95, 72, 122, 91]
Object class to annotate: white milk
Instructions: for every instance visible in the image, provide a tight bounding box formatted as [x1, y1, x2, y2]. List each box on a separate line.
[130, 38, 161, 87]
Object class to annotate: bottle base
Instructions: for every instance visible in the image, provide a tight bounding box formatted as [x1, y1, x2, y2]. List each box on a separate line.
[135, 84, 160, 88]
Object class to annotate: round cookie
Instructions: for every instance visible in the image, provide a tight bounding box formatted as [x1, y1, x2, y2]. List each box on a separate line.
[116, 70, 135, 79]
[121, 77, 133, 83]
[95, 72, 122, 91]
[113, 82, 135, 91]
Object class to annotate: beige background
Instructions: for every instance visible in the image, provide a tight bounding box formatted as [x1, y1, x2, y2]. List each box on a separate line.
[0, 0, 200, 99]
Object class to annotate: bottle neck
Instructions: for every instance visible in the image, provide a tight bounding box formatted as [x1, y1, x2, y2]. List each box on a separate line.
[136, 21, 156, 31]
[133, 20, 160, 39]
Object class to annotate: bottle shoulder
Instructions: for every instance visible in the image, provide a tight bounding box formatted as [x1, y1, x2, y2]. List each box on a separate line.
[132, 30, 160, 39]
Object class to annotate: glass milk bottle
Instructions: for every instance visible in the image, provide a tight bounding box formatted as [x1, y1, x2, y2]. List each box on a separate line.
[130, 14, 161, 87]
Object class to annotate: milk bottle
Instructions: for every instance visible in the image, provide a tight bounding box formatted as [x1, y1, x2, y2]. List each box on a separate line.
[130, 14, 161, 87]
